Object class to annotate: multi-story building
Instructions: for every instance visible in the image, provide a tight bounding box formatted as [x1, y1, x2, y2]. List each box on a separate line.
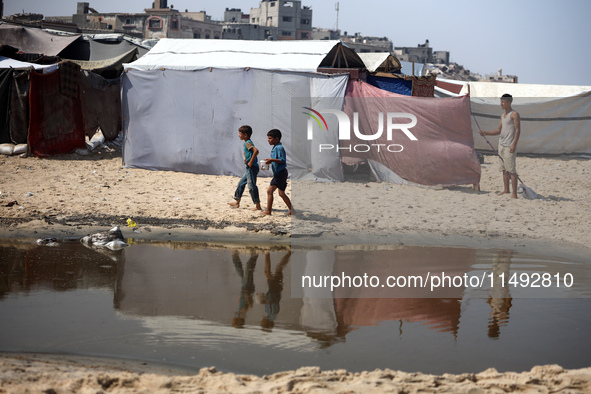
[60, 1, 222, 40]
[433, 50, 450, 65]
[221, 7, 277, 40]
[394, 39, 433, 63]
[249, 0, 312, 40]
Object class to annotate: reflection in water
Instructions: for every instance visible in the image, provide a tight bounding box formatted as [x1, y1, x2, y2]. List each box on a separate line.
[1, 239, 591, 375]
[258, 251, 291, 331]
[0, 239, 119, 295]
[488, 250, 513, 339]
[232, 249, 258, 328]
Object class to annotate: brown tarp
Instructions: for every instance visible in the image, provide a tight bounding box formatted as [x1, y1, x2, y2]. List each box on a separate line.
[0, 23, 80, 57]
[9, 69, 31, 144]
[66, 47, 137, 78]
[0, 68, 12, 143]
[80, 70, 122, 140]
[28, 67, 85, 157]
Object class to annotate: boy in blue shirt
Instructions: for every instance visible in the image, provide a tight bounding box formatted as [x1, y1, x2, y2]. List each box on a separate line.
[262, 129, 294, 216]
[228, 125, 261, 211]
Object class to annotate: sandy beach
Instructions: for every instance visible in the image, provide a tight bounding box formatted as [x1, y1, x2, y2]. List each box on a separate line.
[1, 146, 590, 392]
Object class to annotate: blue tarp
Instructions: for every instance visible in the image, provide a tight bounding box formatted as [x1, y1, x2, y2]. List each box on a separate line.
[367, 75, 412, 96]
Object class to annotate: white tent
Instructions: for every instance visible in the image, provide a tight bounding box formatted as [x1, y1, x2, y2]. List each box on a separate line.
[436, 79, 591, 155]
[124, 39, 363, 73]
[121, 39, 351, 181]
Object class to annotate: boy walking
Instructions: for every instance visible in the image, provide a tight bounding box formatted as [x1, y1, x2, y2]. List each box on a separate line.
[228, 125, 261, 210]
[479, 94, 521, 199]
[261, 129, 294, 216]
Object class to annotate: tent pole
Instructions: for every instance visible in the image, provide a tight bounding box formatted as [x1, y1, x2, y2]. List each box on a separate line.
[340, 45, 349, 68]
[331, 44, 339, 68]
[412, 61, 415, 76]
[468, 83, 480, 192]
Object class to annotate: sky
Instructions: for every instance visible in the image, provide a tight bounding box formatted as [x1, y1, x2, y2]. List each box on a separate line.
[4, 0, 591, 86]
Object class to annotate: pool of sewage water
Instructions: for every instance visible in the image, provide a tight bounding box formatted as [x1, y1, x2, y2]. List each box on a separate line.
[0, 238, 590, 376]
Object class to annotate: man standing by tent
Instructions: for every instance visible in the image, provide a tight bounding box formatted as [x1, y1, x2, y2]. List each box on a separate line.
[480, 94, 521, 198]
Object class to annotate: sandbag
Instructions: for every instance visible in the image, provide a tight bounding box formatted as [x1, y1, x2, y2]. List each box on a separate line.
[13, 143, 28, 155]
[0, 143, 14, 155]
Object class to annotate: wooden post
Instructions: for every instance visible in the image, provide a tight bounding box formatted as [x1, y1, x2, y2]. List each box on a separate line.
[469, 83, 480, 191]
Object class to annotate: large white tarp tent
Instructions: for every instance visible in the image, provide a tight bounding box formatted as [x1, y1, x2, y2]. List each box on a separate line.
[121, 39, 351, 181]
[124, 39, 363, 73]
[436, 79, 591, 155]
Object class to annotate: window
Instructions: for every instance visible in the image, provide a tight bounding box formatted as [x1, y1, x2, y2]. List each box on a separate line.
[283, 16, 292, 22]
[282, 31, 292, 36]
[170, 17, 178, 29]
[301, 32, 309, 39]
[270, 2, 276, 6]
[301, 19, 310, 25]
[148, 17, 163, 29]
[125, 18, 134, 25]
[194, 30, 201, 38]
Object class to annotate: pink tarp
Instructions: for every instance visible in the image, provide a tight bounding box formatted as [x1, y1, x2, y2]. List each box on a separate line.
[343, 80, 481, 186]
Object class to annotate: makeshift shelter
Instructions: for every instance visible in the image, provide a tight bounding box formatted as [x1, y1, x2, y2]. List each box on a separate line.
[356, 53, 435, 97]
[59, 34, 149, 78]
[122, 39, 356, 182]
[67, 47, 138, 78]
[122, 39, 480, 187]
[436, 79, 591, 155]
[0, 57, 123, 152]
[341, 80, 481, 187]
[0, 57, 57, 144]
[0, 24, 137, 151]
[0, 23, 80, 57]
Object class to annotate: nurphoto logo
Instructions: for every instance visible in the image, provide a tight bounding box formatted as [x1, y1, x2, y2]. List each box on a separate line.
[303, 107, 419, 153]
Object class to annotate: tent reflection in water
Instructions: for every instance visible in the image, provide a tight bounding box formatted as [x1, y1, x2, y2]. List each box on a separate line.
[114, 246, 479, 344]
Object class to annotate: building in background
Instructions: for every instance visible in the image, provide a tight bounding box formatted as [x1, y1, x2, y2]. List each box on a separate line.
[395, 39, 432, 63]
[340, 32, 392, 53]
[221, 7, 277, 40]
[9, 1, 222, 40]
[249, 0, 312, 40]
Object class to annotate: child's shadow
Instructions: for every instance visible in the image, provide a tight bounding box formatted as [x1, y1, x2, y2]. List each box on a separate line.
[293, 209, 342, 224]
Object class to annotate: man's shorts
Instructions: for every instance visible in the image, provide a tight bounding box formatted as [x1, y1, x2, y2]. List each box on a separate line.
[497, 144, 517, 173]
[270, 168, 288, 191]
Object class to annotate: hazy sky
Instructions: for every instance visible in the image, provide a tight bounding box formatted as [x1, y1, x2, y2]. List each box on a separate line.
[4, 0, 590, 86]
